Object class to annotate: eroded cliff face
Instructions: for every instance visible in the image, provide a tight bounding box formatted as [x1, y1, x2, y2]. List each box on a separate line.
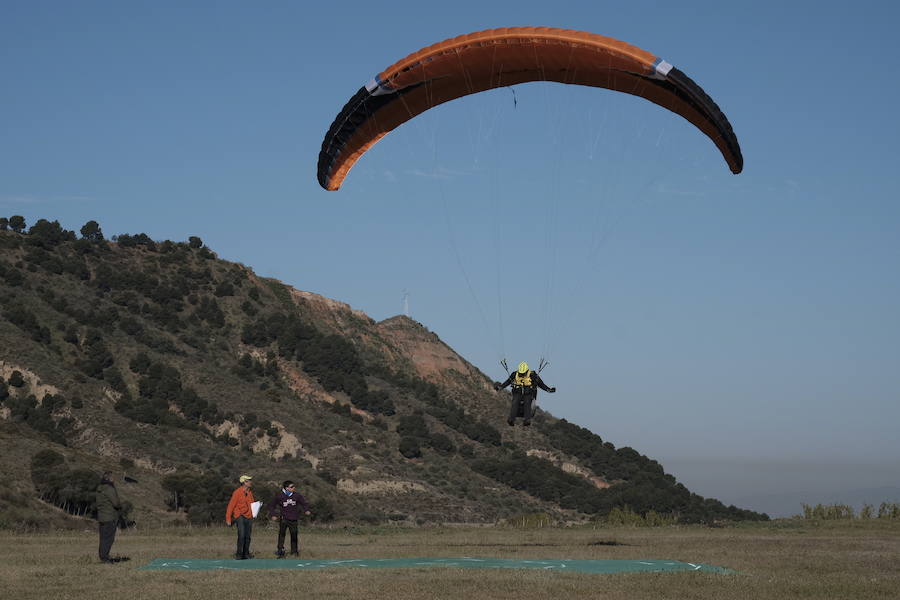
[375, 316, 481, 383]
[286, 285, 489, 389]
[289, 288, 373, 329]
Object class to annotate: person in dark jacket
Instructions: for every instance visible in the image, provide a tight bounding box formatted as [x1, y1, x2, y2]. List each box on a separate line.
[494, 361, 556, 426]
[267, 480, 311, 557]
[95, 471, 123, 563]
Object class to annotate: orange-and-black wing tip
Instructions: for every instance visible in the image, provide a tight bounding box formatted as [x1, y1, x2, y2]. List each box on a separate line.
[662, 67, 743, 174]
[318, 80, 423, 190]
[318, 85, 371, 191]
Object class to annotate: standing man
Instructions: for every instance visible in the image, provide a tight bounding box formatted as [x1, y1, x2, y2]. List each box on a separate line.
[267, 480, 311, 558]
[494, 361, 556, 426]
[95, 471, 123, 564]
[225, 474, 256, 560]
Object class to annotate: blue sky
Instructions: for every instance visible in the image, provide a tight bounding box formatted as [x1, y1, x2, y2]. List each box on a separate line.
[3, 1, 899, 515]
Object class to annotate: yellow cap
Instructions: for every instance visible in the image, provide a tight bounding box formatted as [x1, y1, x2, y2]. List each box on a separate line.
[517, 362, 529, 374]
[239, 475, 253, 483]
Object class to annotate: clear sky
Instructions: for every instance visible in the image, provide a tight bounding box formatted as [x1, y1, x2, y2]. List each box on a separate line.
[3, 1, 899, 516]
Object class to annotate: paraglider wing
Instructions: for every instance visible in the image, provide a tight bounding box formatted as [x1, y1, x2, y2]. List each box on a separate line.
[318, 27, 742, 191]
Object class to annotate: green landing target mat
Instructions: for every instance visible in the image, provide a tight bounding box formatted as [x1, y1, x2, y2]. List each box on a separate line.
[142, 557, 734, 574]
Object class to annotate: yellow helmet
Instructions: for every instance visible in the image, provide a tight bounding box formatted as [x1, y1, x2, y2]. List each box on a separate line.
[517, 362, 529, 374]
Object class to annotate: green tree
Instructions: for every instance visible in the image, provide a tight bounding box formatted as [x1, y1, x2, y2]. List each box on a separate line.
[214, 281, 234, 297]
[31, 450, 66, 498]
[129, 352, 152, 374]
[399, 436, 421, 458]
[27, 219, 75, 247]
[80, 220, 104, 241]
[428, 432, 455, 454]
[30, 449, 71, 507]
[195, 297, 225, 327]
[397, 413, 428, 438]
[161, 471, 230, 523]
[9, 215, 26, 233]
[31, 448, 65, 472]
[8, 370, 25, 387]
[310, 498, 335, 522]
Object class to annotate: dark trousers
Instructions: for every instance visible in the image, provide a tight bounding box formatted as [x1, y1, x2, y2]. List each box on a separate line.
[508, 391, 535, 424]
[235, 516, 252, 558]
[98, 520, 117, 560]
[277, 519, 299, 555]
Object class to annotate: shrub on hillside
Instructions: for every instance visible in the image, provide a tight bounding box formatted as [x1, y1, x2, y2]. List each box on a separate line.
[242, 311, 396, 415]
[310, 497, 336, 522]
[30, 450, 122, 520]
[471, 453, 602, 512]
[26, 219, 75, 248]
[352, 389, 395, 415]
[6, 393, 70, 445]
[115, 233, 157, 250]
[0, 260, 25, 286]
[161, 471, 231, 525]
[4, 303, 51, 344]
[397, 413, 428, 438]
[214, 281, 234, 297]
[116, 359, 225, 430]
[399, 436, 422, 459]
[427, 432, 455, 454]
[8, 370, 25, 387]
[195, 296, 225, 327]
[76, 329, 115, 379]
[232, 353, 264, 381]
[129, 352, 152, 374]
[372, 365, 499, 445]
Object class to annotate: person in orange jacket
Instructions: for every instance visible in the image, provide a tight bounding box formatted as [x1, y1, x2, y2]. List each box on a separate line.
[225, 474, 256, 559]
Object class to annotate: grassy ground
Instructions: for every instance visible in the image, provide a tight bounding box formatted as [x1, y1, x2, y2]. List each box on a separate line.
[1, 520, 898, 599]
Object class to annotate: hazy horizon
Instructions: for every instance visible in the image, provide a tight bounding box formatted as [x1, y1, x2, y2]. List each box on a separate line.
[663, 456, 900, 517]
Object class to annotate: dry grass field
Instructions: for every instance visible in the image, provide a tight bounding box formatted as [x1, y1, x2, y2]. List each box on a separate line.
[1, 520, 898, 599]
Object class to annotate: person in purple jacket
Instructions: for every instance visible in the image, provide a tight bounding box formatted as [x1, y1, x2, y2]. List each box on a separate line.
[267, 480, 311, 557]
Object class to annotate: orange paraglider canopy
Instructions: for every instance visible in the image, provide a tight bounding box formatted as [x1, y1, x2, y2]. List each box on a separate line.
[318, 27, 742, 191]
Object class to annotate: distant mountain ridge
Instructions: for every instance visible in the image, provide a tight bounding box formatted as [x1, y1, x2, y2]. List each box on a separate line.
[0, 217, 767, 528]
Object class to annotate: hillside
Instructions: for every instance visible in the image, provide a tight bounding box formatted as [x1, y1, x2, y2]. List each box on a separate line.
[0, 216, 767, 529]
